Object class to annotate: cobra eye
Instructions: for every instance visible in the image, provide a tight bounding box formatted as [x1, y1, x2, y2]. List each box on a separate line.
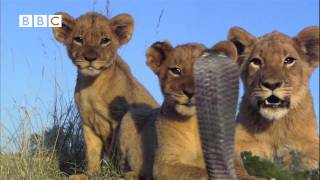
[250, 58, 262, 66]
[169, 67, 182, 76]
[101, 37, 111, 45]
[284, 57, 296, 65]
[73, 36, 83, 44]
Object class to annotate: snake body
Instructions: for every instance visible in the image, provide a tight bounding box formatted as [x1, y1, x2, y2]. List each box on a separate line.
[194, 52, 239, 180]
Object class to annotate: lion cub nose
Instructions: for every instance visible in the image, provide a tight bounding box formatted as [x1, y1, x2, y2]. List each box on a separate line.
[183, 89, 194, 99]
[261, 81, 282, 90]
[84, 51, 98, 62]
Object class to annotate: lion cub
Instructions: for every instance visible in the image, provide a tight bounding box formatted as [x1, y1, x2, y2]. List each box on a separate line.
[119, 41, 238, 180]
[52, 12, 158, 176]
[227, 26, 320, 178]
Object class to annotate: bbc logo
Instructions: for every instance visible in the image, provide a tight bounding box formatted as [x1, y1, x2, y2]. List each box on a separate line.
[19, 15, 62, 28]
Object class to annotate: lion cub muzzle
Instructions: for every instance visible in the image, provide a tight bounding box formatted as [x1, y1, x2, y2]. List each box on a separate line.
[75, 46, 115, 76]
[83, 48, 99, 62]
[254, 79, 292, 120]
[258, 81, 290, 107]
[175, 86, 196, 117]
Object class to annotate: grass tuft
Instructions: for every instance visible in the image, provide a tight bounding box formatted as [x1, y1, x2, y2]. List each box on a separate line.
[0, 95, 121, 179]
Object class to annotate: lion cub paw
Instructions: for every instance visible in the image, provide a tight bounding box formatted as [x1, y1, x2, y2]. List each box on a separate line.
[69, 174, 89, 180]
[124, 171, 140, 180]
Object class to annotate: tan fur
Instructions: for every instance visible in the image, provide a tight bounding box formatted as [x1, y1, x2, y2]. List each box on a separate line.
[119, 106, 158, 180]
[119, 41, 239, 180]
[52, 12, 158, 177]
[228, 26, 320, 179]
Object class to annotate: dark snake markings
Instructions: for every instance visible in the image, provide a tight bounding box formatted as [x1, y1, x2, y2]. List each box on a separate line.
[195, 52, 239, 180]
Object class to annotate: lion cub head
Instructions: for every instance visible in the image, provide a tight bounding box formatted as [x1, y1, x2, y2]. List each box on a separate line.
[52, 12, 134, 76]
[146, 41, 237, 117]
[146, 42, 205, 117]
[228, 26, 319, 121]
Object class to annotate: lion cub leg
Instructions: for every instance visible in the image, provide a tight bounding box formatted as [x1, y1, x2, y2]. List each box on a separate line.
[119, 112, 145, 179]
[69, 174, 89, 180]
[124, 171, 140, 180]
[83, 125, 103, 176]
[154, 163, 207, 180]
[299, 138, 319, 170]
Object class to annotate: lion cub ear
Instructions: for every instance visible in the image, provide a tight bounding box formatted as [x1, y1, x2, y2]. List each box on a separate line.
[146, 41, 173, 74]
[210, 41, 238, 61]
[111, 14, 134, 45]
[294, 26, 320, 69]
[52, 12, 75, 44]
[228, 27, 256, 65]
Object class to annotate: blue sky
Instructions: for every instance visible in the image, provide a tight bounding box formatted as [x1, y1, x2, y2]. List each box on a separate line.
[1, 0, 319, 142]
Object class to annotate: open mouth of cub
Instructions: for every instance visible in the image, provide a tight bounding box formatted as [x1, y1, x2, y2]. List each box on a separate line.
[258, 95, 290, 108]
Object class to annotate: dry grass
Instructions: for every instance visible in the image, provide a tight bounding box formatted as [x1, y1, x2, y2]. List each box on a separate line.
[0, 95, 121, 180]
[0, 153, 63, 179]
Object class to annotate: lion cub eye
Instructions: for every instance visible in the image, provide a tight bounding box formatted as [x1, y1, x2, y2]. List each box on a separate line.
[169, 67, 182, 77]
[73, 36, 83, 45]
[250, 58, 262, 67]
[100, 37, 111, 46]
[284, 57, 296, 66]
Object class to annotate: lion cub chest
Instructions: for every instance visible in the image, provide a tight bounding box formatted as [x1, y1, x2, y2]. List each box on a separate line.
[158, 116, 205, 167]
[76, 85, 112, 134]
